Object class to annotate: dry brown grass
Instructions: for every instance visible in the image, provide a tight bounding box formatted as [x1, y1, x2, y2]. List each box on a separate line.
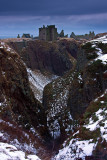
[0, 117, 52, 159]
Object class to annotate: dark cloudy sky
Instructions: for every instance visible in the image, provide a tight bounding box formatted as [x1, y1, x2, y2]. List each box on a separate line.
[0, 0, 107, 37]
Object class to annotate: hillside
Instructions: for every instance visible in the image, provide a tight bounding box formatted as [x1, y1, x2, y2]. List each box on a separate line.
[43, 35, 107, 141]
[0, 35, 107, 159]
[53, 90, 107, 160]
[8, 39, 79, 76]
[52, 35, 107, 159]
[0, 42, 52, 159]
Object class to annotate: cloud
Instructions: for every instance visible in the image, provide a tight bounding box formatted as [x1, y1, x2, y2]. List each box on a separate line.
[0, 0, 107, 16]
[67, 13, 107, 21]
[0, 13, 107, 36]
[0, 13, 107, 23]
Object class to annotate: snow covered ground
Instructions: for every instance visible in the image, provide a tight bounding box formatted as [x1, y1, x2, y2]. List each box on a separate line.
[0, 142, 41, 160]
[0, 118, 42, 160]
[91, 35, 107, 44]
[91, 35, 107, 64]
[0, 35, 107, 160]
[27, 68, 58, 102]
[53, 89, 107, 160]
[0, 41, 17, 54]
[84, 108, 107, 140]
[53, 138, 97, 160]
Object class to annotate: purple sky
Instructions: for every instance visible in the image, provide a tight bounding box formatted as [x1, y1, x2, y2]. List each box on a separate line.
[0, 0, 107, 37]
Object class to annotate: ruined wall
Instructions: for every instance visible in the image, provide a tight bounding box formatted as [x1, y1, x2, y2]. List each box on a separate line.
[39, 25, 57, 41]
[39, 28, 47, 40]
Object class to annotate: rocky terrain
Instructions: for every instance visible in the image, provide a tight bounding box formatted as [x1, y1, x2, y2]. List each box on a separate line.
[8, 39, 79, 76]
[53, 89, 107, 160]
[0, 35, 107, 159]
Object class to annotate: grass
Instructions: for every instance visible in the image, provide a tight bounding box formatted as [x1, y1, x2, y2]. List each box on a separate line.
[82, 42, 98, 60]
[92, 113, 98, 122]
[86, 59, 107, 77]
[97, 42, 107, 53]
[79, 127, 101, 141]
[82, 42, 97, 53]
[77, 91, 107, 142]
[0, 117, 52, 159]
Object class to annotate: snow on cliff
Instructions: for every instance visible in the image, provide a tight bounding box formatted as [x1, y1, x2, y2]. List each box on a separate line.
[53, 89, 107, 160]
[91, 35, 107, 44]
[0, 142, 40, 160]
[91, 35, 107, 64]
[27, 68, 58, 103]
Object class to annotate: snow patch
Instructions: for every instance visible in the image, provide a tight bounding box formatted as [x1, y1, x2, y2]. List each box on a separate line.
[54, 138, 96, 160]
[89, 35, 107, 64]
[27, 68, 58, 102]
[91, 35, 107, 44]
[96, 54, 107, 64]
[0, 41, 16, 54]
[84, 107, 107, 141]
[0, 142, 41, 160]
[94, 89, 107, 102]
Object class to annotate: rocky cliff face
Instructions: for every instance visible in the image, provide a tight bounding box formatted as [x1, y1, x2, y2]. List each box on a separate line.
[42, 39, 79, 139]
[68, 40, 107, 119]
[54, 89, 107, 160]
[8, 39, 79, 76]
[0, 36, 107, 160]
[43, 36, 107, 145]
[0, 44, 48, 137]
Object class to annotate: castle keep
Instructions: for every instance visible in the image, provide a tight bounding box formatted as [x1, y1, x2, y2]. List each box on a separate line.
[39, 25, 57, 41]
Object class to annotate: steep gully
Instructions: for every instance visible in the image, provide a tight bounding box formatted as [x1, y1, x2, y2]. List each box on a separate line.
[0, 38, 79, 159]
[0, 37, 106, 159]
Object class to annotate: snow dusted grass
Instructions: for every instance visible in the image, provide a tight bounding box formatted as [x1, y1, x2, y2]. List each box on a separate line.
[53, 139, 96, 160]
[0, 41, 17, 54]
[0, 118, 52, 160]
[96, 54, 107, 64]
[83, 90, 107, 142]
[53, 90, 107, 160]
[0, 119, 37, 154]
[82, 35, 107, 67]
[91, 35, 107, 44]
[46, 73, 74, 139]
[0, 142, 40, 160]
[91, 35, 107, 64]
[84, 109, 107, 132]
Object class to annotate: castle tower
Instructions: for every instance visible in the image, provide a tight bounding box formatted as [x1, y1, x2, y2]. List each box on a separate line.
[39, 25, 57, 41]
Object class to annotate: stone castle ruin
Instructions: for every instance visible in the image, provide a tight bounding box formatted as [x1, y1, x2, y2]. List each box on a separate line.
[39, 25, 57, 41]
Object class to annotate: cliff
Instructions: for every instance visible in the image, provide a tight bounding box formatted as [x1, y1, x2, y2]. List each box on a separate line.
[0, 43, 49, 137]
[0, 35, 107, 159]
[8, 39, 79, 76]
[43, 36, 107, 159]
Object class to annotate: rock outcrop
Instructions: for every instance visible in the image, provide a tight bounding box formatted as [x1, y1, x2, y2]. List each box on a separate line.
[54, 90, 107, 160]
[43, 36, 107, 141]
[68, 41, 107, 119]
[42, 40, 79, 139]
[8, 39, 79, 76]
[0, 35, 107, 160]
[0, 46, 48, 137]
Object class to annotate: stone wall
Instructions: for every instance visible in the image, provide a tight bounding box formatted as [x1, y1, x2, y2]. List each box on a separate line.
[39, 25, 57, 41]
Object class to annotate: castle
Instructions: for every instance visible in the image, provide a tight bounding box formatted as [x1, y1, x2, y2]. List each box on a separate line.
[39, 25, 57, 41]
[22, 34, 31, 38]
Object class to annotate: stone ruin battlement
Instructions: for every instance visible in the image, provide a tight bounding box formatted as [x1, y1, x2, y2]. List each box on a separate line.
[39, 25, 57, 41]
